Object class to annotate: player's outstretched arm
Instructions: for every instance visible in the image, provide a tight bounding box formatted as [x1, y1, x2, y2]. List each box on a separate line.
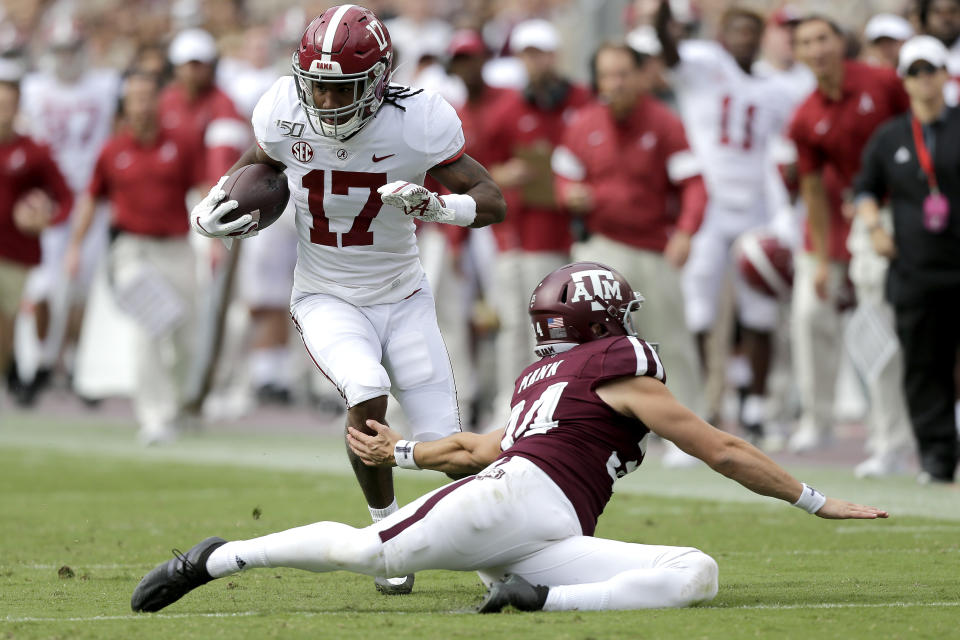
[347, 420, 503, 475]
[596, 375, 889, 520]
[427, 154, 507, 227]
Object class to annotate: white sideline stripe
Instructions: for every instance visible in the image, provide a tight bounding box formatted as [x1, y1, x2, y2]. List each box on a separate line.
[5, 602, 959, 622]
[705, 601, 960, 611]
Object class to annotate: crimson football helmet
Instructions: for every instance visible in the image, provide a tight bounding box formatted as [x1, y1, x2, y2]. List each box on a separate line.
[292, 5, 393, 139]
[529, 262, 644, 357]
[734, 229, 794, 299]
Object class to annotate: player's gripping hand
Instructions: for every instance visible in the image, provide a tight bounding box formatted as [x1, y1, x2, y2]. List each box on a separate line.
[378, 181, 456, 224]
[190, 176, 257, 239]
[815, 497, 889, 520]
[347, 420, 402, 467]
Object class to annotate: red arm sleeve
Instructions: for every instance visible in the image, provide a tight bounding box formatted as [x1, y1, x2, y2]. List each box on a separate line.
[788, 109, 821, 177]
[88, 148, 109, 200]
[675, 174, 707, 235]
[35, 144, 74, 225]
[662, 114, 705, 234]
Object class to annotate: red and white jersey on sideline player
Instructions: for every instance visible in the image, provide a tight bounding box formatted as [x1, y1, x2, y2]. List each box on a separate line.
[670, 40, 796, 215]
[251, 77, 465, 306]
[19, 69, 120, 196]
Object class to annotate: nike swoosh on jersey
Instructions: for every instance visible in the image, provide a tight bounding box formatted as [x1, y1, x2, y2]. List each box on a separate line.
[372, 153, 396, 162]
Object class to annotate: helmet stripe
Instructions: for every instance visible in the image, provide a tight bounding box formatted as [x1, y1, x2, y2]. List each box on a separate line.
[320, 4, 357, 63]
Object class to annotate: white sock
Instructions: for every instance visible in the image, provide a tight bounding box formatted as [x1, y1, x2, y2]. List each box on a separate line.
[742, 394, 768, 426]
[249, 349, 281, 387]
[369, 498, 398, 523]
[205, 521, 384, 579]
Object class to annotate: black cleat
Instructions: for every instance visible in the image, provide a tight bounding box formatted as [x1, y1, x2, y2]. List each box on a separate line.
[374, 574, 415, 595]
[477, 574, 549, 613]
[131, 537, 226, 612]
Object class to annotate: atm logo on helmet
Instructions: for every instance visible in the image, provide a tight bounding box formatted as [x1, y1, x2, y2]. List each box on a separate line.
[570, 269, 622, 311]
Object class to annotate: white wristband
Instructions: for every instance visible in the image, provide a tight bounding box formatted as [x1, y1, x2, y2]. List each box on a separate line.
[792, 483, 827, 514]
[438, 193, 477, 226]
[394, 440, 421, 470]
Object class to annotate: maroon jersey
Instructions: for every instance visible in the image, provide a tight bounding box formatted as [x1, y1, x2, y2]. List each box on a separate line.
[497, 335, 664, 535]
[0, 134, 73, 265]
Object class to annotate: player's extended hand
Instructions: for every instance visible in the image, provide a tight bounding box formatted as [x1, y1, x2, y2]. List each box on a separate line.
[815, 497, 889, 520]
[347, 420, 403, 467]
[190, 176, 256, 239]
[378, 181, 456, 224]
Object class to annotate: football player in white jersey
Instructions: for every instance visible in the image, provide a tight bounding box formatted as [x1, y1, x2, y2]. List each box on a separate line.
[16, 18, 119, 400]
[656, 3, 797, 442]
[190, 4, 505, 595]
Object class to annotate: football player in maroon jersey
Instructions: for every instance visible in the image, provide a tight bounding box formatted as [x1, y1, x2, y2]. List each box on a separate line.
[132, 262, 887, 614]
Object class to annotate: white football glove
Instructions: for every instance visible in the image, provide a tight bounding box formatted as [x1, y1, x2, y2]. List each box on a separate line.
[190, 175, 258, 239]
[378, 181, 456, 224]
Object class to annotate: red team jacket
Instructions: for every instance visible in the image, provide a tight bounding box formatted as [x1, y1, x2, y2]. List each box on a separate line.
[555, 96, 706, 253]
[89, 128, 202, 237]
[0, 134, 73, 265]
[487, 83, 593, 253]
[788, 60, 909, 261]
[158, 84, 247, 185]
[498, 335, 664, 535]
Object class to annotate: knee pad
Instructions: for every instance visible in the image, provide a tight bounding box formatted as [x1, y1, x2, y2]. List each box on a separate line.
[386, 330, 435, 391]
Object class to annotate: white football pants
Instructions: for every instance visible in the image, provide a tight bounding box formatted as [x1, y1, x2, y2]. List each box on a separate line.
[291, 275, 460, 441]
[208, 456, 719, 610]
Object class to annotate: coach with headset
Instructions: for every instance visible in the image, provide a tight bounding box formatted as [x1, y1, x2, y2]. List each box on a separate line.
[854, 35, 960, 484]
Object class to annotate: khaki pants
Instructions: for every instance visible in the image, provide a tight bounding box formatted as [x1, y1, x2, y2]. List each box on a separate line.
[0, 257, 29, 372]
[109, 234, 196, 438]
[790, 253, 845, 436]
[490, 250, 569, 428]
[573, 235, 705, 417]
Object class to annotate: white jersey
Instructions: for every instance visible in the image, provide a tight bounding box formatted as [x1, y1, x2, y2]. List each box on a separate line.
[252, 77, 465, 306]
[19, 69, 120, 194]
[671, 41, 796, 213]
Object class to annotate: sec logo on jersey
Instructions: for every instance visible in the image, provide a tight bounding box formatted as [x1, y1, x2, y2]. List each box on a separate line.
[291, 141, 314, 163]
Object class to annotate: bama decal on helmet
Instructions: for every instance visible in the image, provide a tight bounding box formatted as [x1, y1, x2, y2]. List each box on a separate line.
[569, 269, 623, 310]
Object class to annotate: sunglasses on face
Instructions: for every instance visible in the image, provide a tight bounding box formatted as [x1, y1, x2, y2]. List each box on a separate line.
[906, 62, 941, 77]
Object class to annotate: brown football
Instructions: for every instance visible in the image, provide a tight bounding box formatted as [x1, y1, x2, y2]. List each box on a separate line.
[220, 163, 290, 231]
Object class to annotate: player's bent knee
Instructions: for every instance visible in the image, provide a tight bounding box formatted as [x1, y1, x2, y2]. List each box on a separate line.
[677, 551, 719, 606]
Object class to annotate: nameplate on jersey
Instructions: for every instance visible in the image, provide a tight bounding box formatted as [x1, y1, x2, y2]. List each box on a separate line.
[276, 120, 305, 138]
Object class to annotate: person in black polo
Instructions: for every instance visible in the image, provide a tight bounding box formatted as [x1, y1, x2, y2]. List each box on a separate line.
[854, 35, 960, 484]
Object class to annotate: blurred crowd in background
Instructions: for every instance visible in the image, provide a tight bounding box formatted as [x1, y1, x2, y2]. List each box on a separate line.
[1, 0, 959, 484]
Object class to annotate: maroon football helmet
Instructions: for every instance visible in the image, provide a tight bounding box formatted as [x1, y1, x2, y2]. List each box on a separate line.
[529, 262, 644, 357]
[734, 229, 794, 299]
[292, 5, 393, 139]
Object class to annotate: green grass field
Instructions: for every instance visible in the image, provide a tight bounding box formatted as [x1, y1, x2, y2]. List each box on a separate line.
[1, 414, 958, 639]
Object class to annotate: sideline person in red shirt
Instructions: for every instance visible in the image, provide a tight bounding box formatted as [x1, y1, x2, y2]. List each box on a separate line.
[484, 19, 593, 428]
[552, 42, 707, 424]
[66, 71, 204, 445]
[160, 28, 247, 185]
[787, 15, 909, 453]
[0, 75, 73, 376]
